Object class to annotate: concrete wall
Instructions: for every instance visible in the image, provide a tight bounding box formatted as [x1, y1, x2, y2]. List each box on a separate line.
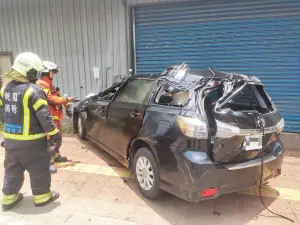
[0, 0, 128, 98]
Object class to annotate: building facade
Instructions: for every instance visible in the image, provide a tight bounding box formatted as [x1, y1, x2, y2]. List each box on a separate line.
[0, 0, 299, 132]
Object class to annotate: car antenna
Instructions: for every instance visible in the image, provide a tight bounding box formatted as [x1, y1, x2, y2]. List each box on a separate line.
[209, 67, 216, 77]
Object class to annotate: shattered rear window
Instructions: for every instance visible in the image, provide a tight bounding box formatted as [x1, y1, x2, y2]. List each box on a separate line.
[223, 84, 273, 113]
[231, 85, 259, 106]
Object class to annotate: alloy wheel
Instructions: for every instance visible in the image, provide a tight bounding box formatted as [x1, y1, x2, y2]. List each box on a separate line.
[136, 156, 154, 191]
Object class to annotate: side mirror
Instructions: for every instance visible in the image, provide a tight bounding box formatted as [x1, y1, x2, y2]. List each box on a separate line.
[159, 93, 173, 104]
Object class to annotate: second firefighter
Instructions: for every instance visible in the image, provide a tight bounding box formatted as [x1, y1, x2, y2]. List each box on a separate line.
[37, 61, 76, 171]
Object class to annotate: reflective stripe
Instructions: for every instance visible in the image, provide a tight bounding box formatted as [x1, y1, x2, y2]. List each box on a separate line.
[52, 116, 59, 120]
[42, 88, 50, 94]
[48, 128, 59, 136]
[4, 132, 46, 140]
[23, 88, 33, 136]
[0, 86, 4, 106]
[0, 86, 5, 97]
[33, 99, 48, 111]
[33, 192, 52, 204]
[2, 193, 18, 205]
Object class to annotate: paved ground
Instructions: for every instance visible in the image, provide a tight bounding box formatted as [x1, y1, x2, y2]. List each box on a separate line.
[0, 135, 300, 225]
[281, 133, 300, 158]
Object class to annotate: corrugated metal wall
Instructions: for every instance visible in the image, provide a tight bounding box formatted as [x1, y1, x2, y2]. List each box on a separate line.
[133, 0, 300, 132]
[0, 0, 127, 99]
[0, 0, 180, 99]
[129, 0, 182, 5]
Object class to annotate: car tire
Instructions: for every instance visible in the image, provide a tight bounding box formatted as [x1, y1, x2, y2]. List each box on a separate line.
[77, 113, 87, 140]
[133, 147, 163, 200]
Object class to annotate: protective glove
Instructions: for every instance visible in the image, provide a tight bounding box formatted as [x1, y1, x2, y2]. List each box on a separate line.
[48, 140, 57, 154]
[65, 107, 72, 118]
[67, 97, 77, 103]
[47, 132, 62, 154]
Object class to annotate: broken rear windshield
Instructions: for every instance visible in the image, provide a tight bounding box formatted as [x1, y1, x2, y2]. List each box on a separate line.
[221, 84, 273, 114]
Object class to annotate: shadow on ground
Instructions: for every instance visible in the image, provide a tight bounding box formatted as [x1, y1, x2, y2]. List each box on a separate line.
[8, 196, 60, 215]
[74, 135, 123, 167]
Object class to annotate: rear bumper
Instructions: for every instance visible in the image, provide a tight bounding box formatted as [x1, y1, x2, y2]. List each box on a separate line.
[159, 143, 284, 202]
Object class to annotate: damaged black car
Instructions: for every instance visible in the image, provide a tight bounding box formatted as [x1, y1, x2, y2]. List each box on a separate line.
[73, 64, 285, 202]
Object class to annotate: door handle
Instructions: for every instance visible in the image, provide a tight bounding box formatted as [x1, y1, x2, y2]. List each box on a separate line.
[130, 111, 141, 118]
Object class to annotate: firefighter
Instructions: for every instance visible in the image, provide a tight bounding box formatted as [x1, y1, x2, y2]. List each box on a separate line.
[36, 61, 76, 171]
[0, 52, 61, 210]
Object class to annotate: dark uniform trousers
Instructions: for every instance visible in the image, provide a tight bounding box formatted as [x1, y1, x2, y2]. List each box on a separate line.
[0, 81, 60, 206]
[3, 140, 51, 197]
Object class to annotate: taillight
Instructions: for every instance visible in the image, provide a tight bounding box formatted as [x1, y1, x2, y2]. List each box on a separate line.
[274, 169, 280, 177]
[276, 119, 284, 133]
[177, 116, 208, 140]
[202, 187, 220, 197]
[215, 120, 240, 139]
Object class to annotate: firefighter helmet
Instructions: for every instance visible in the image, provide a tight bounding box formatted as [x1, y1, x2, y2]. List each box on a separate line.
[42, 61, 59, 73]
[12, 52, 45, 80]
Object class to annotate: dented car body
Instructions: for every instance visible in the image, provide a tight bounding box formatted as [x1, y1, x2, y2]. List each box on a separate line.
[73, 65, 284, 202]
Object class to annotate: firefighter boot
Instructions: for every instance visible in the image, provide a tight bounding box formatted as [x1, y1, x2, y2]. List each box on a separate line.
[2, 193, 23, 210]
[54, 155, 68, 162]
[35, 191, 60, 207]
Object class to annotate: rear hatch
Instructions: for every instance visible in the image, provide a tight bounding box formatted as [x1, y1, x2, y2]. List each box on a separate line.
[202, 80, 284, 163]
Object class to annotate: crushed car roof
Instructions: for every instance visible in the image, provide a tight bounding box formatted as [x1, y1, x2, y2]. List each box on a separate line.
[134, 69, 228, 80]
[134, 66, 261, 84]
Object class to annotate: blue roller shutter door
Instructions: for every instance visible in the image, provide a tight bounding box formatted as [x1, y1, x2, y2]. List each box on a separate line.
[134, 0, 300, 132]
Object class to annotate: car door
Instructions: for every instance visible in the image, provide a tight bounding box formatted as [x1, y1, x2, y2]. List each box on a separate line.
[84, 96, 109, 141]
[99, 78, 155, 158]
